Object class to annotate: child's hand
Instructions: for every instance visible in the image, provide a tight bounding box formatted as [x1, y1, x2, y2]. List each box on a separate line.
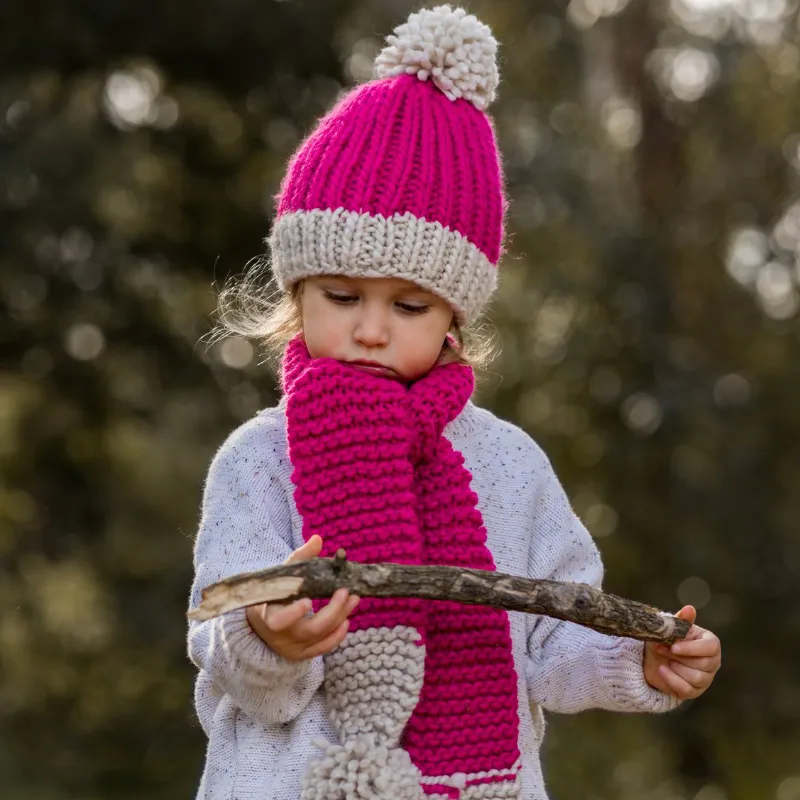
[643, 605, 721, 700]
[245, 534, 360, 661]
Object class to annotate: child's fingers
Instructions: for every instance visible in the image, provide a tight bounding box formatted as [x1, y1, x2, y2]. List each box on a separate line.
[658, 652, 718, 673]
[297, 589, 358, 642]
[663, 660, 711, 690]
[263, 599, 312, 632]
[657, 664, 695, 699]
[345, 595, 360, 615]
[670, 634, 720, 659]
[301, 619, 350, 659]
[679, 625, 709, 642]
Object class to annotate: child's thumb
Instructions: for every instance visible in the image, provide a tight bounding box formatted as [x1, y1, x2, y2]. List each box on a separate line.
[676, 605, 697, 625]
[286, 534, 323, 563]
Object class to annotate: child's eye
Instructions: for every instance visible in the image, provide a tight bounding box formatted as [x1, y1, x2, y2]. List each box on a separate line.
[323, 291, 358, 305]
[396, 302, 430, 315]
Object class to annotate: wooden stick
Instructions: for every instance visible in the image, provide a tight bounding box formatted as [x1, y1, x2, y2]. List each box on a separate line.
[188, 550, 690, 644]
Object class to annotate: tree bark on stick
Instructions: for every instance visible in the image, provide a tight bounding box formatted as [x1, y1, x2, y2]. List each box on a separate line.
[188, 551, 690, 644]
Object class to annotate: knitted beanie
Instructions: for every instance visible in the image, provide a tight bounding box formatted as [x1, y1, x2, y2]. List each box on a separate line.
[269, 5, 505, 324]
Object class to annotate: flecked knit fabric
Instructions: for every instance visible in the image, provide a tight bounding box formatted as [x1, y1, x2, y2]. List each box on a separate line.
[282, 339, 521, 799]
[188, 402, 680, 800]
[269, 6, 505, 324]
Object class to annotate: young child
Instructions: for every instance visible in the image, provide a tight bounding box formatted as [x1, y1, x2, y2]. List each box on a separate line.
[188, 7, 721, 799]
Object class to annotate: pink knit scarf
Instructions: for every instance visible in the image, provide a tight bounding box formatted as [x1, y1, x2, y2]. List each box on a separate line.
[283, 337, 521, 800]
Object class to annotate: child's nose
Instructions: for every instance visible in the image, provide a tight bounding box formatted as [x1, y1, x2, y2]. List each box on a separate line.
[353, 306, 389, 347]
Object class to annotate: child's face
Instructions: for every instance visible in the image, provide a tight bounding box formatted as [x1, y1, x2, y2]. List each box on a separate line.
[300, 275, 454, 382]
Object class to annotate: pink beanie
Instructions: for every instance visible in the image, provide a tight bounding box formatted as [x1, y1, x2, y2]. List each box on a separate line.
[269, 5, 505, 324]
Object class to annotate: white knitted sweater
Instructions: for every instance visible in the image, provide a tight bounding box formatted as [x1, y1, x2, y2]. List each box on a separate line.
[188, 401, 677, 800]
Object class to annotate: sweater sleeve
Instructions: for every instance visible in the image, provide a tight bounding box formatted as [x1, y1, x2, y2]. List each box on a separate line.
[187, 420, 324, 724]
[524, 462, 679, 716]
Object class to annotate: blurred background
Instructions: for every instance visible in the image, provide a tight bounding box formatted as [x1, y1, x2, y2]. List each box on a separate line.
[2, 0, 799, 797]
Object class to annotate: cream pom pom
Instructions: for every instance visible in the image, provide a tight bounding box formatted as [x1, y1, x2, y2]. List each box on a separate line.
[374, 5, 499, 111]
[301, 735, 423, 800]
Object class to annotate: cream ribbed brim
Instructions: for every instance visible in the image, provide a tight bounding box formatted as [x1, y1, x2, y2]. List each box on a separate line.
[268, 208, 497, 325]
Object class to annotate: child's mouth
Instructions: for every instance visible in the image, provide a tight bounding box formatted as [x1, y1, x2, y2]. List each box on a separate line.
[347, 362, 405, 381]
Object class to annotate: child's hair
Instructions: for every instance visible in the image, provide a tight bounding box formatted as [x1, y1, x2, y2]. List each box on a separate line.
[211, 256, 496, 372]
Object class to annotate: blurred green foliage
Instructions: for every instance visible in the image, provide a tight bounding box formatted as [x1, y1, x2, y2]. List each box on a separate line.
[2, 0, 800, 797]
